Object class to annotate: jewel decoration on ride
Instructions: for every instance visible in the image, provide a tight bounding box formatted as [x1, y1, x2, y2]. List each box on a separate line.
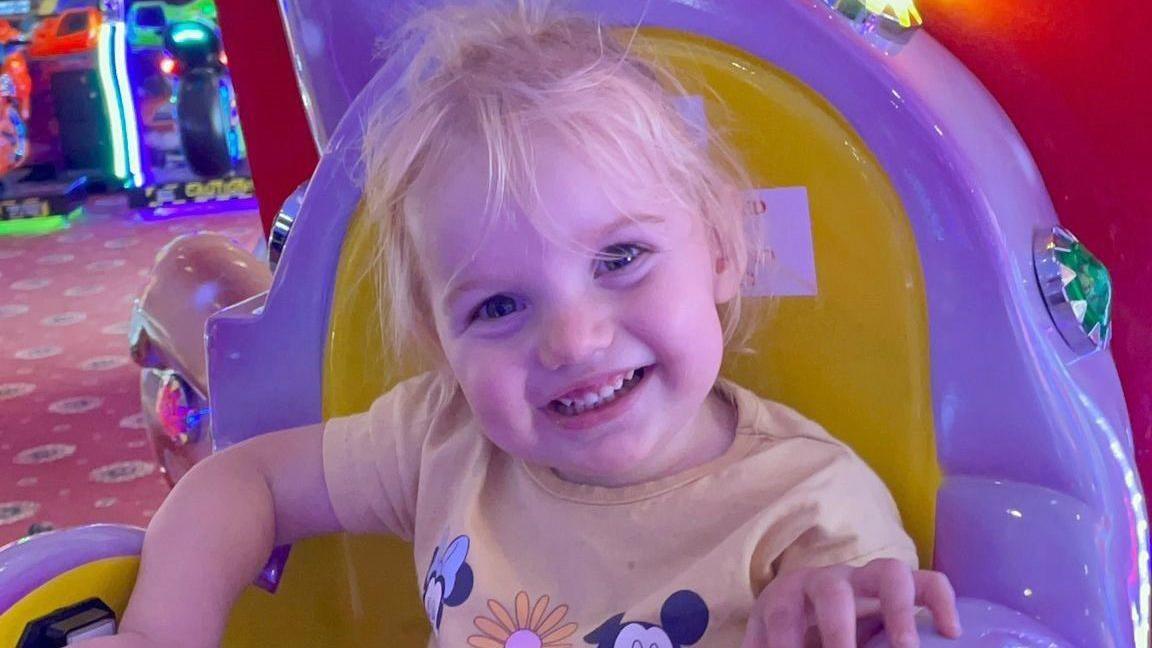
[823, 0, 923, 43]
[1034, 226, 1113, 355]
[156, 371, 203, 446]
[862, 0, 922, 28]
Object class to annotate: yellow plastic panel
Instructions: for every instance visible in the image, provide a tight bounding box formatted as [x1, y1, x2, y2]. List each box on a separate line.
[325, 203, 400, 415]
[0, 557, 138, 646]
[320, 28, 940, 648]
[0, 540, 409, 647]
[221, 535, 410, 646]
[320, 203, 430, 646]
[637, 30, 939, 564]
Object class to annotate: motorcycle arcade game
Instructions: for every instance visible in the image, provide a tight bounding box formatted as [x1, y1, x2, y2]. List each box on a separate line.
[125, 1, 253, 218]
[0, 4, 140, 236]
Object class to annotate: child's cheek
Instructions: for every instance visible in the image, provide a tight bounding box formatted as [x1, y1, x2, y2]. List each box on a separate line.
[457, 348, 535, 438]
[634, 270, 724, 385]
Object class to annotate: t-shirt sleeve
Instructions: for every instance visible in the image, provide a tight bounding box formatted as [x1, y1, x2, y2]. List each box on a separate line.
[765, 444, 919, 580]
[322, 372, 447, 541]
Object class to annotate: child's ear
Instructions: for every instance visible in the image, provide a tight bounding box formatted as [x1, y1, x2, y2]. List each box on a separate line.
[706, 225, 741, 304]
[713, 253, 740, 304]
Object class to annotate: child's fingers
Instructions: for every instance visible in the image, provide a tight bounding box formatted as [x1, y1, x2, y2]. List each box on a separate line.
[805, 570, 858, 648]
[740, 609, 767, 648]
[851, 559, 919, 647]
[913, 570, 962, 638]
[757, 575, 807, 648]
[856, 616, 887, 646]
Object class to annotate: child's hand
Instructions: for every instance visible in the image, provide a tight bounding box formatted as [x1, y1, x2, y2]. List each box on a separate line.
[741, 558, 962, 648]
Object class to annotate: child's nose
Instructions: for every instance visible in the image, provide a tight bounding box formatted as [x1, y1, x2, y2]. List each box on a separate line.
[537, 303, 614, 370]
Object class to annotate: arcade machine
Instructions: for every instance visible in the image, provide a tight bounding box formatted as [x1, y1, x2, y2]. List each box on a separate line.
[123, 0, 254, 217]
[0, 0, 139, 235]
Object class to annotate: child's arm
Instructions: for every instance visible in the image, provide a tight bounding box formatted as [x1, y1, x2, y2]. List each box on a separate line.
[85, 423, 342, 648]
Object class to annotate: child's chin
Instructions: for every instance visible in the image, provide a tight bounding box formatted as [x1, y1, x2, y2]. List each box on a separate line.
[561, 437, 664, 486]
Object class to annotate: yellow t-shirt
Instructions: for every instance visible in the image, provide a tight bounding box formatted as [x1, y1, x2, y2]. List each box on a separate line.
[323, 373, 917, 646]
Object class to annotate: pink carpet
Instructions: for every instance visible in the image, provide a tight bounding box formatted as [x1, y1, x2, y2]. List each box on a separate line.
[0, 199, 262, 547]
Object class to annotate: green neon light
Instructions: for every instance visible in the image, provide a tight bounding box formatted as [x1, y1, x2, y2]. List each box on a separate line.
[97, 23, 127, 180]
[171, 26, 209, 44]
[0, 216, 66, 235]
[0, 207, 83, 236]
[112, 23, 143, 186]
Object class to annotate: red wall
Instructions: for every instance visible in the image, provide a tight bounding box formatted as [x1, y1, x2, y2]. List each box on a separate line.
[214, 0, 319, 236]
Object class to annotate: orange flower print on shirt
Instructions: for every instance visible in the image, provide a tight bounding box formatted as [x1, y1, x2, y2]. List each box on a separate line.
[467, 591, 578, 648]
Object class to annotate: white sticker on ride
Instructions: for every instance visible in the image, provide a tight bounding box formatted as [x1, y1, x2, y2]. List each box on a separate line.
[743, 187, 817, 297]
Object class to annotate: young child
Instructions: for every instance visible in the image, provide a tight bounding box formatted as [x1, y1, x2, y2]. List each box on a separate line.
[94, 1, 962, 646]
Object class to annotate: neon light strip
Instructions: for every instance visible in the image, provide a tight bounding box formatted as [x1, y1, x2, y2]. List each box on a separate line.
[172, 28, 209, 44]
[0, 209, 81, 236]
[96, 23, 127, 180]
[111, 22, 143, 186]
[0, 215, 66, 235]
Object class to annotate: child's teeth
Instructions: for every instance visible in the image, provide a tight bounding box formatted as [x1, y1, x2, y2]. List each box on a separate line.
[556, 370, 648, 415]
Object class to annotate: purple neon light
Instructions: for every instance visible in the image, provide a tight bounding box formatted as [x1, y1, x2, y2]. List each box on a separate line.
[136, 197, 260, 222]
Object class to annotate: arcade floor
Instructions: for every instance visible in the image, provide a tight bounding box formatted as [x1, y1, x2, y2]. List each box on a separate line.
[0, 198, 262, 547]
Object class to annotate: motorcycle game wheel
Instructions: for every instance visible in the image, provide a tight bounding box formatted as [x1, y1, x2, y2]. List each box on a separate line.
[0, 102, 24, 175]
[177, 68, 234, 178]
[8, 105, 25, 166]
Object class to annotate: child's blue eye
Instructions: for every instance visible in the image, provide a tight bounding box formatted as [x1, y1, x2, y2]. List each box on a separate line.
[594, 243, 648, 277]
[473, 295, 523, 321]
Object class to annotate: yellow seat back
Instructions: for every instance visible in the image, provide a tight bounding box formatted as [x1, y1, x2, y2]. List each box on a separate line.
[321, 29, 939, 645]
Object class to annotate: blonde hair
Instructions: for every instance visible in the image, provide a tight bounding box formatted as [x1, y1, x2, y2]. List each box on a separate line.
[362, 0, 761, 377]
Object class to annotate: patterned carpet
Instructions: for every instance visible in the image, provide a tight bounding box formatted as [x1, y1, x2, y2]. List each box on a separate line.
[0, 198, 262, 547]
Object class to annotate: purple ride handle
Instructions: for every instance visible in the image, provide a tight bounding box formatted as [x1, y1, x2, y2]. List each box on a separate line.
[254, 545, 291, 593]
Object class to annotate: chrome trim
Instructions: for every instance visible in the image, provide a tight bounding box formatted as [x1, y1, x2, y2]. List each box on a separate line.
[268, 181, 307, 273]
[128, 297, 160, 369]
[1034, 226, 1112, 357]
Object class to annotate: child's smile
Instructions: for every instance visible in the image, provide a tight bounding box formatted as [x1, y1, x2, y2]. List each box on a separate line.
[406, 131, 739, 487]
[547, 365, 645, 415]
[544, 364, 650, 428]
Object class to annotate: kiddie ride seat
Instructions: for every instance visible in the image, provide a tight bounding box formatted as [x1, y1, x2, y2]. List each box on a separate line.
[0, 1, 1145, 646]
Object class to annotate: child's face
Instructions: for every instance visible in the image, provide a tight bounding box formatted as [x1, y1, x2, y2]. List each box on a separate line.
[406, 134, 739, 486]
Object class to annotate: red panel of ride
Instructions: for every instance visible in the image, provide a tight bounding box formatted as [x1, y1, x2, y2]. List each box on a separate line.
[213, 0, 318, 237]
